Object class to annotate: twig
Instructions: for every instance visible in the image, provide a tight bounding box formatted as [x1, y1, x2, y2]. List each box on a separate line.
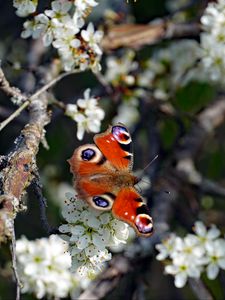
[0, 70, 79, 132]
[0, 68, 26, 101]
[10, 221, 21, 300]
[0, 101, 29, 131]
[78, 256, 131, 300]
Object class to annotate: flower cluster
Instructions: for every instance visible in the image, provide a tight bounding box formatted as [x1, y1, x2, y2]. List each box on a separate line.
[16, 235, 79, 299]
[65, 88, 105, 140]
[137, 40, 201, 100]
[105, 50, 138, 87]
[17, 0, 102, 72]
[156, 221, 225, 288]
[104, 41, 201, 127]
[200, 0, 225, 84]
[59, 192, 129, 277]
[13, 0, 37, 17]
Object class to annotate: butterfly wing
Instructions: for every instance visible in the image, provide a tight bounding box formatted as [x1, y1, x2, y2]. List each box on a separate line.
[94, 124, 133, 171]
[112, 188, 153, 237]
[68, 144, 116, 210]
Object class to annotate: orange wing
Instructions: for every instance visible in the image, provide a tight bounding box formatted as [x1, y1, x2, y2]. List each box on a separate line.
[94, 124, 133, 171]
[112, 188, 153, 237]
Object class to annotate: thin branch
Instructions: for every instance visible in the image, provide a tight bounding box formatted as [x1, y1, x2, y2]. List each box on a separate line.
[78, 256, 131, 300]
[10, 221, 21, 300]
[0, 69, 79, 132]
[0, 101, 29, 131]
[0, 68, 26, 101]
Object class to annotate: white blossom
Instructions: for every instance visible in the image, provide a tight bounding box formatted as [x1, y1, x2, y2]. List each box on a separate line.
[21, 14, 49, 40]
[137, 40, 201, 99]
[74, 0, 98, 15]
[165, 255, 201, 288]
[155, 233, 177, 261]
[13, 0, 38, 17]
[105, 51, 138, 86]
[59, 192, 129, 277]
[45, 0, 72, 22]
[205, 239, 225, 279]
[19, 0, 102, 72]
[65, 89, 105, 140]
[156, 220, 225, 288]
[198, 0, 225, 84]
[81, 23, 103, 56]
[16, 235, 79, 299]
[113, 98, 139, 127]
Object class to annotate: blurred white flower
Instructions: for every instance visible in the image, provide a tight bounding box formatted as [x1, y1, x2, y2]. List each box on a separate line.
[16, 235, 79, 299]
[113, 98, 139, 127]
[199, 0, 225, 84]
[205, 239, 225, 279]
[59, 192, 129, 277]
[155, 233, 177, 261]
[65, 89, 105, 140]
[156, 220, 225, 288]
[137, 40, 201, 99]
[193, 221, 221, 248]
[165, 255, 201, 288]
[13, 0, 37, 17]
[74, 0, 98, 14]
[105, 51, 138, 86]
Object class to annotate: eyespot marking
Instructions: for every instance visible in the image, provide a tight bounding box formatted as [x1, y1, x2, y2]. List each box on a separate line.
[112, 125, 131, 145]
[93, 196, 109, 208]
[91, 194, 114, 211]
[135, 214, 153, 235]
[81, 148, 96, 161]
[75, 145, 104, 164]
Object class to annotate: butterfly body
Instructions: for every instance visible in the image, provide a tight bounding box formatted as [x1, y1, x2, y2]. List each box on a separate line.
[68, 124, 153, 237]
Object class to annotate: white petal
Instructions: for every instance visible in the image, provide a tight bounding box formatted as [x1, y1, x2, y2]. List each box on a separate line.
[218, 258, 225, 269]
[194, 221, 207, 237]
[207, 225, 220, 239]
[174, 273, 187, 288]
[165, 264, 178, 275]
[207, 263, 219, 280]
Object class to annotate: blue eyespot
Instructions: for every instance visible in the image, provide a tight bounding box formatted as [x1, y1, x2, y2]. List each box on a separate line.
[81, 149, 95, 161]
[93, 196, 109, 208]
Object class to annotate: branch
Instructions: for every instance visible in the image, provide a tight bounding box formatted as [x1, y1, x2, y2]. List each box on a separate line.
[101, 21, 200, 50]
[0, 69, 78, 132]
[0, 79, 49, 242]
[79, 256, 131, 300]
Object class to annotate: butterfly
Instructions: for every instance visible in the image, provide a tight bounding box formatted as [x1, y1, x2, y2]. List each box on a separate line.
[68, 123, 153, 237]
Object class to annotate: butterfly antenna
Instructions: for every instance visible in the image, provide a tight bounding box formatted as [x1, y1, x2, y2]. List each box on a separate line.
[136, 155, 159, 184]
[142, 154, 159, 173]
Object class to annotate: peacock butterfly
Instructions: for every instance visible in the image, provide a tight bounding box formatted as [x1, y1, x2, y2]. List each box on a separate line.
[68, 123, 153, 237]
